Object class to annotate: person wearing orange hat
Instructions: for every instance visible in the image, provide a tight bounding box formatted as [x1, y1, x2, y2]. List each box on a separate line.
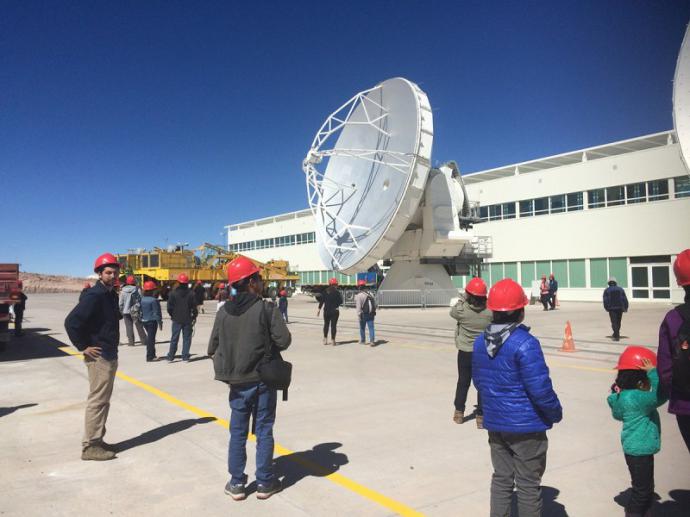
[657, 249, 690, 453]
[278, 289, 289, 323]
[64, 253, 122, 461]
[165, 273, 197, 362]
[539, 274, 550, 311]
[140, 280, 163, 362]
[12, 280, 28, 337]
[208, 256, 291, 501]
[449, 277, 492, 426]
[472, 278, 562, 516]
[608, 346, 667, 516]
[119, 275, 146, 347]
[317, 278, 343, 345]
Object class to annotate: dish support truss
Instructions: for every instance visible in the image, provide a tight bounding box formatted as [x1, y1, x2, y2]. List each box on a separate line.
[302, 84, 415, 271]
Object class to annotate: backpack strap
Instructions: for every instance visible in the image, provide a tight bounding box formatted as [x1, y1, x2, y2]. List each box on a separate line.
[260, 300, 288, 402]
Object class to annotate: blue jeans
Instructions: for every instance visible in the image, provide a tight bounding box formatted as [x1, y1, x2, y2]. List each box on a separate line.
[168, 321, 192, 360]
[229, 382, 277, 485]
[359, 317, 375, 343]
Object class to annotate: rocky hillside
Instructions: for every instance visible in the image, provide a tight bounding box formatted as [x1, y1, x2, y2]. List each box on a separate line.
[19, 272, 93, 293]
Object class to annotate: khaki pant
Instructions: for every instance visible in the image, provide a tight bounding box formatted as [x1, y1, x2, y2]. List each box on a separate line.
[82, 356, 118, 449]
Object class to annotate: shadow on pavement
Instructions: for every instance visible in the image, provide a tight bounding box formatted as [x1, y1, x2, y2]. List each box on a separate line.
[0, 403, 38, 418]
[509, 486, 567, 516]
[274, 442, 349, 490]
[186, 355, 211, 363]
[655, 489, 690, 516]
[113, 416, 216, 452]
[0, 329, 70, 362]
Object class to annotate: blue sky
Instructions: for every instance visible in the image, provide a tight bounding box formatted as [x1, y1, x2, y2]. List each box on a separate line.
[2, 1, 689, 276]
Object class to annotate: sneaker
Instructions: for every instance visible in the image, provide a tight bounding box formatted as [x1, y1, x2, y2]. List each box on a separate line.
[476, 415, 484, 430]
[359, 340, 365, 344]
[81, 445, 116, 461]
[182, 357, 190, 362]
[453, 410, 464, 424]
[368, 341, 375, 347]
[256, 479, 282, 500]
[330, 340, 337, 346]
[322, 337, 328, 346]
[224, 480, 246, 501]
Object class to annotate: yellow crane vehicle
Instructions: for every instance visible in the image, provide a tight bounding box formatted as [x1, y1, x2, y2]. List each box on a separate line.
[116, 243, 298, 300]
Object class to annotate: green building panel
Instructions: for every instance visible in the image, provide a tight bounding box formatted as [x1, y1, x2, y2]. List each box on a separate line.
[568, 260, 586, 287]
[536, 260, 551, 279]
[551, 260, 568, 288]
[504, 262, 518, 282]
[590, 258, 608, 288]
[490, 263, 504, 284]
[608, 257, 628, 287]
[521, 262, 535, 287]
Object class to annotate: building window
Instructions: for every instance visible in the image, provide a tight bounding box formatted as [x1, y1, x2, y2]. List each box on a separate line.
[566, 192, 583, 211]
[606, 186, 625, 207]
[502, 202, 516, 219]
[489, 205, 502, 221]
[534, 197, 548, 216]
[647, 179, 669, 201]
[626, 182, 646, 204]
[519, 199, 533, 217]
[479, 206, 488, 221]
[550, 194, 565, 214]
[588, 188, 605, 209]
[675, 176, 690, 198]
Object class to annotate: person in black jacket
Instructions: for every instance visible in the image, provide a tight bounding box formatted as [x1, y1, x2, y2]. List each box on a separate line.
[193, 280, 206, 314]
[317, 278, 343, 346]
[208, 257, 291, 501]
[166, 273, 198, 362]
[64, 253, 122, 461]
[604, 277, 629, 342]
[13, 280, 27, 337]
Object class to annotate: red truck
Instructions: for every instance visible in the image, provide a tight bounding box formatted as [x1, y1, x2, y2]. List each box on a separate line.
[0, 264, 21, 351]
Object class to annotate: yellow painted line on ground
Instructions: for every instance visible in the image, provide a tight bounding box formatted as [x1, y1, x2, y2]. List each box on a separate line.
[58, 346, 424, 517]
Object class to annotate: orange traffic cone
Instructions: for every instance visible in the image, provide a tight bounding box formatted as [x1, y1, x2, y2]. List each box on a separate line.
[560, 321, 576, 352]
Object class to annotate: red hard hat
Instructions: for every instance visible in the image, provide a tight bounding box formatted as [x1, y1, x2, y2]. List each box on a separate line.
[178, 273, 189, 284]
[126, 275, 136, 285]
[465, 277, 487, 297]
[280, 290, 287, 296]
[674, 249, 690, 286]
[196, 280, 202, 285]
[93, 253, 120, 273]
[357, 279, 366, 287]
[487, 278, 528, 312]
[218, 283, 226, 289]
[227, 256, 260, 285]
[143, 280, 157, 291]
[615, 346, 657, 370]
[329, 277, 338, 286]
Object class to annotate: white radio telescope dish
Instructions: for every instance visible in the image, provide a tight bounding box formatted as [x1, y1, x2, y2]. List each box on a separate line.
[304, 78, 481, 297]
[674, 23, 690, 174]
[303, 78, 433, 274]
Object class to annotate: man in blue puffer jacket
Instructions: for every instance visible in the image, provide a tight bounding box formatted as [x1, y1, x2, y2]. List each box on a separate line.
[473, 278, 562, 517]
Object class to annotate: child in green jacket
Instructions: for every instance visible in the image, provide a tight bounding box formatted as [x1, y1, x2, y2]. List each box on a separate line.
[607, 347, 667, 517]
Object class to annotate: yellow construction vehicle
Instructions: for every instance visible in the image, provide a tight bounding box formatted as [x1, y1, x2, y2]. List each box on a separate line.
[116, 243, 298, 299]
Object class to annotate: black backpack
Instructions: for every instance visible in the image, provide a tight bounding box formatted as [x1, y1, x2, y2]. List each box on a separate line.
[671, 304, 690, 398]
[362, 294, 376, 317]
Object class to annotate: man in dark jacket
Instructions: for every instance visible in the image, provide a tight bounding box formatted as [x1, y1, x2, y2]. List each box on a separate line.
[64, 253, 122, 461]
[548, 273, 558, 310]
[472, 278, 562, 517]
[317, 279, 343, 345]
[193, 280, 206, 314]
[166, 273, 197, 362]
[208, 257, 291, 501]
[13, 280, 27, 336]
[603, 276, 629, 342]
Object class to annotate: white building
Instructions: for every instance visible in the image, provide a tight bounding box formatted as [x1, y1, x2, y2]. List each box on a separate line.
[226, 130, 690, 303]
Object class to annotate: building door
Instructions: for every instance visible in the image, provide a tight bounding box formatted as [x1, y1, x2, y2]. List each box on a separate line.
[631, 264, 671, 300]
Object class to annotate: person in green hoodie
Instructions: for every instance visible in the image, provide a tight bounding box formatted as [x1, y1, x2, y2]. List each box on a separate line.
[450, 277, 492, 427]
[607, 346, 668, 517]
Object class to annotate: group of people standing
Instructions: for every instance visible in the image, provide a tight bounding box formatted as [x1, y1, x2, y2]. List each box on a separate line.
[316, 278, 377, 346]
[450, 250, 690, 517]
[538, 273, 558, 311]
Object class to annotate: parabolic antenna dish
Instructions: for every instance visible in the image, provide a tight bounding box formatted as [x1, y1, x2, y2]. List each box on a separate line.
[303, 78, 433, 274]
[674, 23, 690, 173]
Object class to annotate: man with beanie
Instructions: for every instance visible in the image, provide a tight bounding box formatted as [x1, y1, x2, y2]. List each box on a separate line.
[472, 278, 562, 517]
[604, 277, 629, 342]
